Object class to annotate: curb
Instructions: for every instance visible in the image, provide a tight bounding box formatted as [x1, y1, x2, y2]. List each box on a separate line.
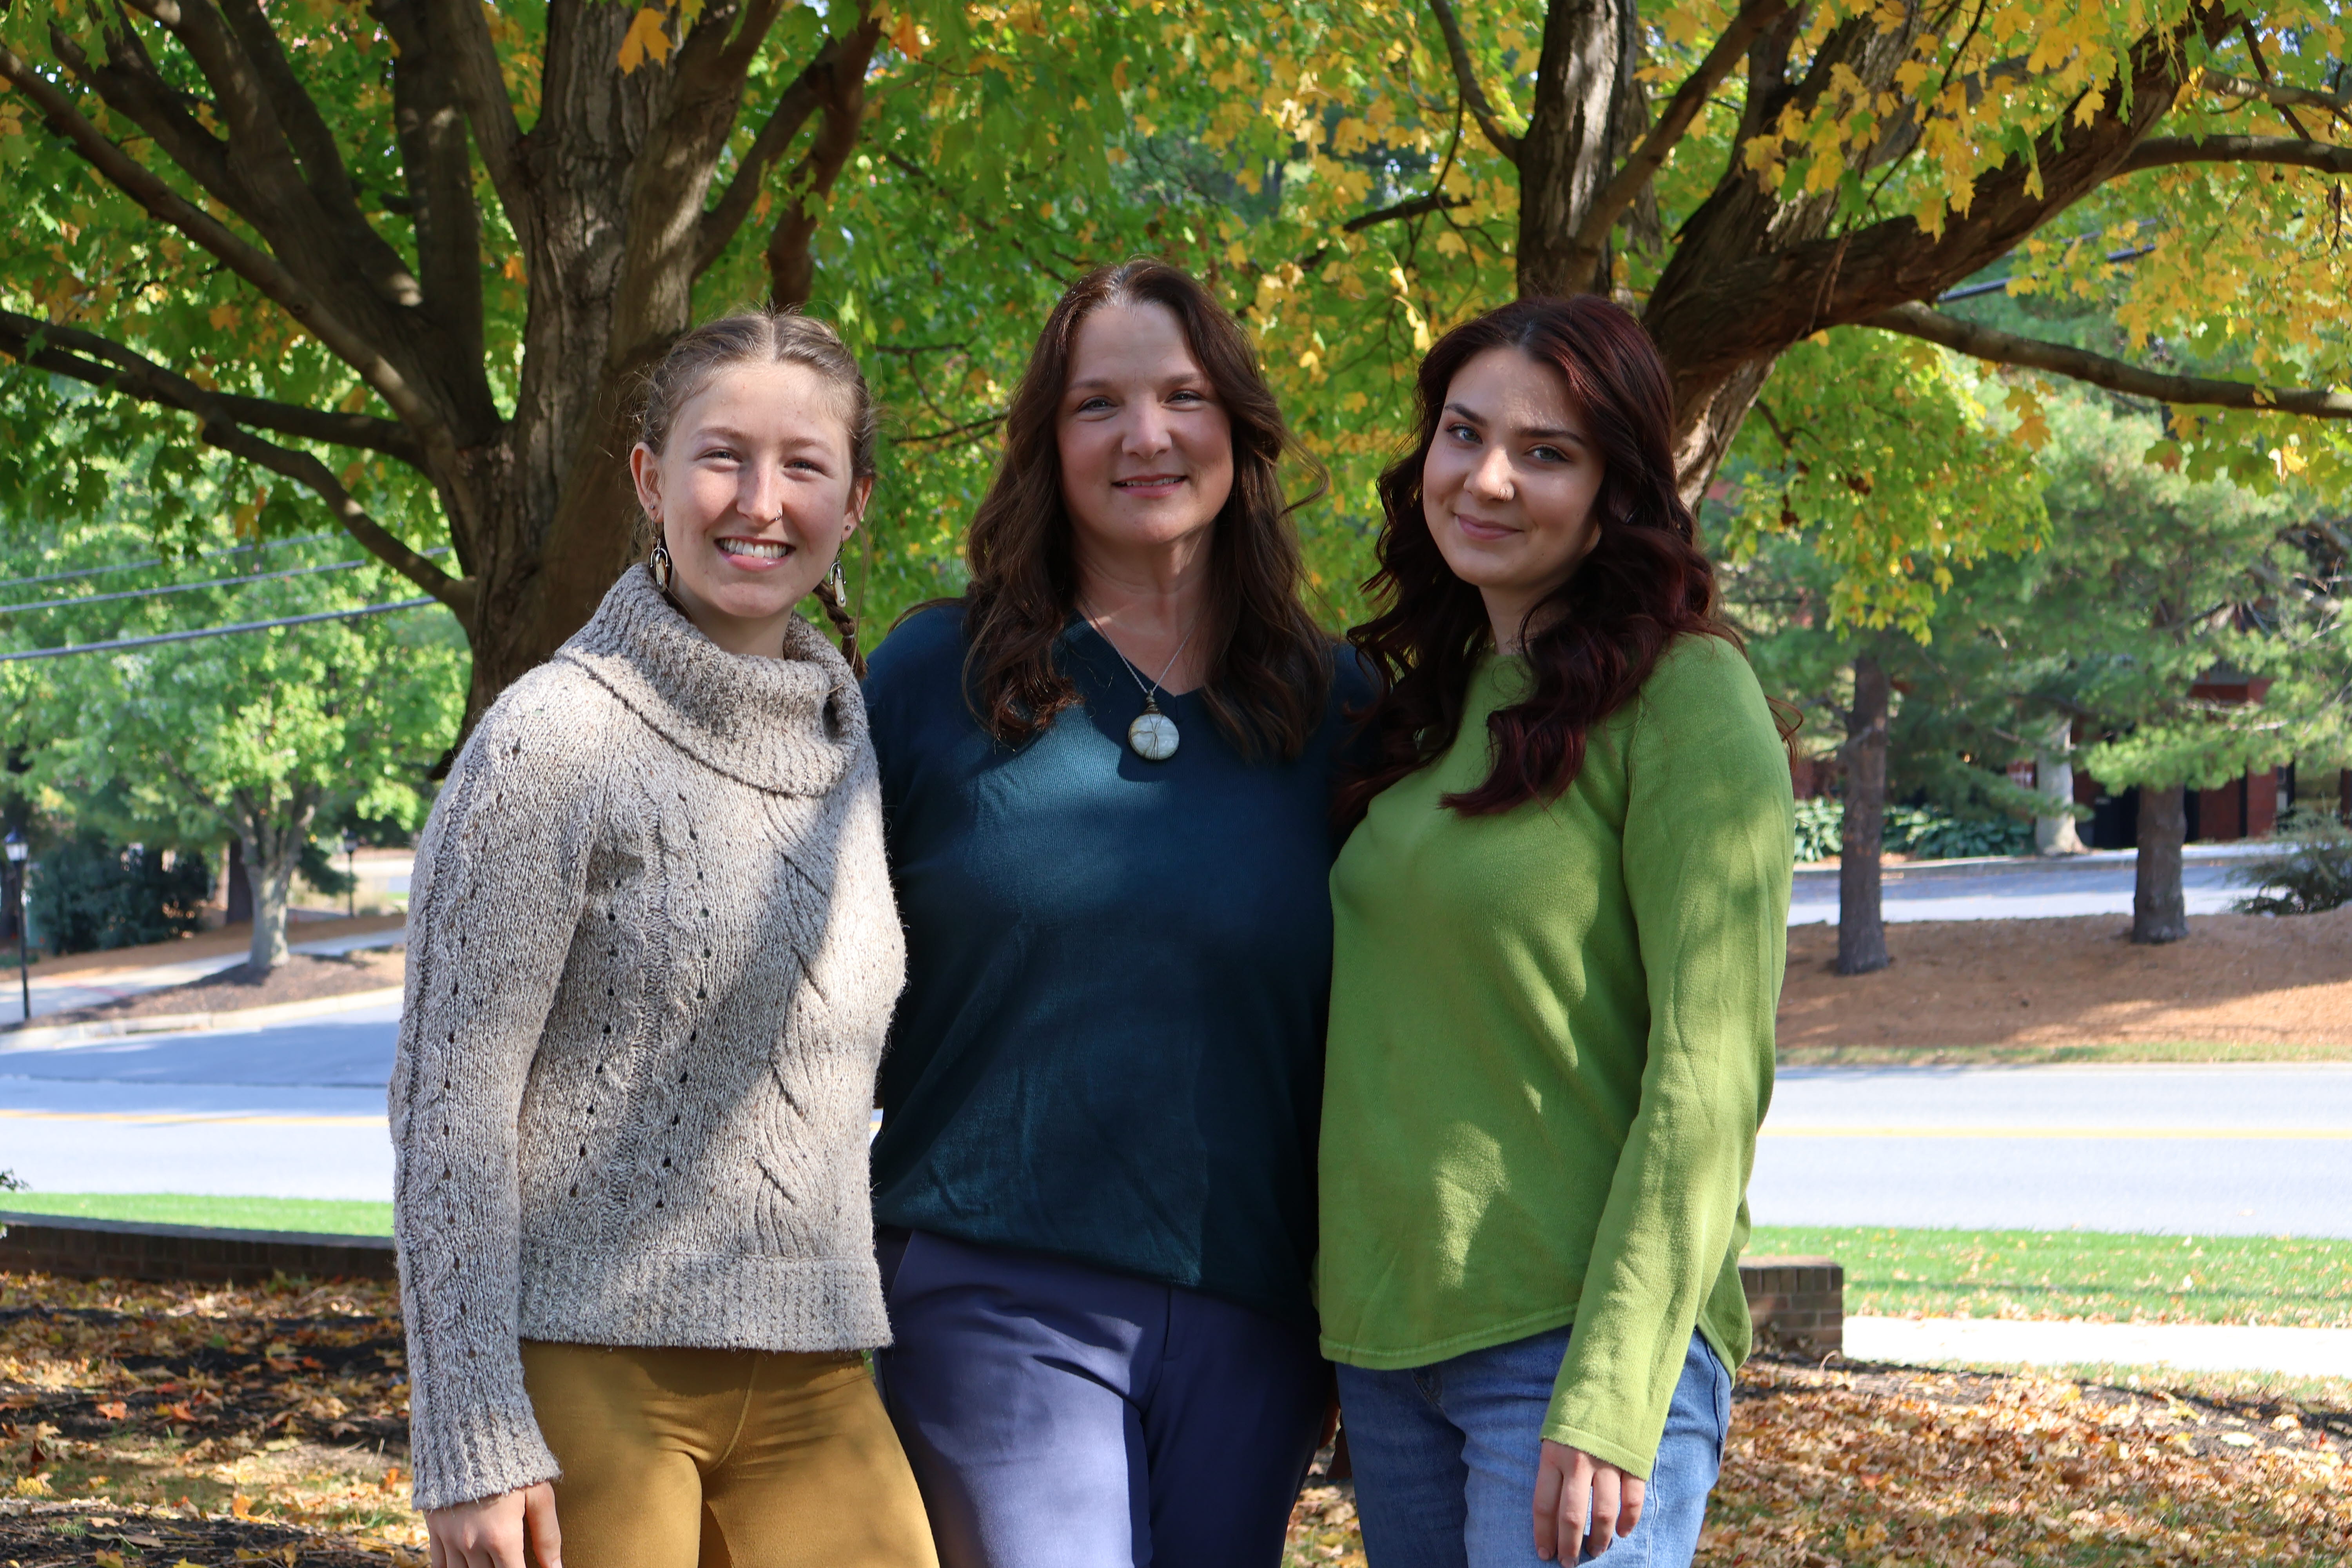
[0, 986, 406, 1052]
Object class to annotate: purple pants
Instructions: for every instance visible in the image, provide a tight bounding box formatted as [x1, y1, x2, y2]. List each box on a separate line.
[875, 1228, 1328, 1568]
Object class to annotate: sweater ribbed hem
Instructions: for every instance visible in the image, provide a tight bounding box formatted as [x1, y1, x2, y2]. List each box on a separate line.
[516, 1242, 892, 1352]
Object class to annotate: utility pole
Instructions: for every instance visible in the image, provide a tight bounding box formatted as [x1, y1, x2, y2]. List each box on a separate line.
[4, 834, 27, 1025]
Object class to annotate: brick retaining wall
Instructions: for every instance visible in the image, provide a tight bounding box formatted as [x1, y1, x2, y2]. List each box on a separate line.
[0, 1214, 1846, 1359]
[0, 1212, 396, 1286]
[1740, 1254, 1844, 1359]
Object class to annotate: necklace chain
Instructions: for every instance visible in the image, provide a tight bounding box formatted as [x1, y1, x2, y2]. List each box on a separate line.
[1080, 599, 1199, 708]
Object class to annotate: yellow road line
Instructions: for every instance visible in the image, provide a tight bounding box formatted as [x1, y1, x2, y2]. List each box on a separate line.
[0, 1107, 384, 1128]
[1762, 1126, 2352, 1140]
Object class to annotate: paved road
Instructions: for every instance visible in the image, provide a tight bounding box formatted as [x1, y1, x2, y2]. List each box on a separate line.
[6, 1002, 2348, 1246]
[0, 998, 395, 1198]
[1752, 1064, 2352, 1238]
[1788, 844, 2265, 925]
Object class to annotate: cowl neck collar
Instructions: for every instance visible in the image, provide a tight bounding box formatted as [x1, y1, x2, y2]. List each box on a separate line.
[555, 563, 863, 797]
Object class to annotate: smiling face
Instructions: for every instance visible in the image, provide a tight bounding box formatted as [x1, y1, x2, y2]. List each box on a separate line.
[1056, 300, 1235, 573]
[1421, 345, 1608, 651]
[630, 360, 872, 658]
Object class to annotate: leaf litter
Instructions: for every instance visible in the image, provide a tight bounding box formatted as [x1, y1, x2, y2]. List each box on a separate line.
[2, 1273, 2341, 1566]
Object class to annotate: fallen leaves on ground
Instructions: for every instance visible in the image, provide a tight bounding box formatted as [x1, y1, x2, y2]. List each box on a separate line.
[0, 1271, 417, 1563]
[1285, 1357, 2349, 1567]
[6, 1274, 2342, 1567]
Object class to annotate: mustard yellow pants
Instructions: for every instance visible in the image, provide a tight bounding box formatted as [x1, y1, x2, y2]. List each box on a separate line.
[520, 1341, 938, 1568]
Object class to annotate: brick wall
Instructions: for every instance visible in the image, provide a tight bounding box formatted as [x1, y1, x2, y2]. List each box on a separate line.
[0, 1212, 396, 1285]
[2, 1216, 1847, 1364]
[1739, 1255, 1844, 1359]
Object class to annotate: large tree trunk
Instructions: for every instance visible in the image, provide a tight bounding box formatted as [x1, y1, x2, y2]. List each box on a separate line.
[224, 837, 254, 927]
[2034, 712, 2086, 856]
[1837, 653, 1891, 976]
[2132, 783, 2190, 944]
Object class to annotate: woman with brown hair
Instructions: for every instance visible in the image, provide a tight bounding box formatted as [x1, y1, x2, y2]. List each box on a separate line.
[1316, 296, 1793, 1567]
[861, 259, 1363, 1566]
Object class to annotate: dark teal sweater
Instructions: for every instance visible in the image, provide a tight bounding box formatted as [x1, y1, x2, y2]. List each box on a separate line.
[863, 603, 1366, 1331]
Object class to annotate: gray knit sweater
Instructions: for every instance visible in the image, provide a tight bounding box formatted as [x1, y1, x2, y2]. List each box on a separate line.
[390, 565, 905, 1511]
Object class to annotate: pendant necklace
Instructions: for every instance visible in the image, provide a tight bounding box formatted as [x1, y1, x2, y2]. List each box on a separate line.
[1081, 599, 1199, 762]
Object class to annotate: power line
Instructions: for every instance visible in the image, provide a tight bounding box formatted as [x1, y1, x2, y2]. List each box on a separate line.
[0, 550, 449, 619]
[0, 532, 340, 593]
[0, 597, 440, 663]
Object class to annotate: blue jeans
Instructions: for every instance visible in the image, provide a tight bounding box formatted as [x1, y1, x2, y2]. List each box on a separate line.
[1336, 1329, 1731, 1568]
[874, 1229, 1328, 1568]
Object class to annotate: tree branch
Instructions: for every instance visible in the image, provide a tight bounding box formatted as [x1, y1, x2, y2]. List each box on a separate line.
[1425, 0, 1519, 162]
[0, 314, 470, 613]
[372, 0, 486, 361]
[764, 9, 884, 306]
[418, 0, 533, 242]
[0, 36, 454, 445]
[0, 310, 423, 463]
[2197, 68, 2352, 127]
[2119, 134, 2352, 175]
[1557, 0, 1793, 291]
[1863, 302, 2352, 419]
[695, 56, 827, 272]
[1344, 191, 1473, 233]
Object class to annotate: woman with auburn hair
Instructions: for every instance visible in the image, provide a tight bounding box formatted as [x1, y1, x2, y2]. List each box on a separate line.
[860, 258, 1365, 1567]
[1318, 296, 1793, 1568]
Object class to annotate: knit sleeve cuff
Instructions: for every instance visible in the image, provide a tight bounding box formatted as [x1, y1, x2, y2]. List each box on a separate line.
[405, 1374, 562, 1514]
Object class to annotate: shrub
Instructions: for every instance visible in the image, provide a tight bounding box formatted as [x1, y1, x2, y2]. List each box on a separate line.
[26, 835, 212, 955]
[1793, 799, 1844, 862]
[1788, 800, 2033, 863]
[2234, 809, 2352, 915]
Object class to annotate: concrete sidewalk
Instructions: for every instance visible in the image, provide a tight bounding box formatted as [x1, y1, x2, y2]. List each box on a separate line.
[0, 919, 406, 1026]
[1848, 1316, 2352, 1378]
[1788, 842, 2272, 926]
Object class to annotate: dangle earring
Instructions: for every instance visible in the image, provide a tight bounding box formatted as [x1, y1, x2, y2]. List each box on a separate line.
[650, 541, 675, 595]
[826, 557, 848, 601]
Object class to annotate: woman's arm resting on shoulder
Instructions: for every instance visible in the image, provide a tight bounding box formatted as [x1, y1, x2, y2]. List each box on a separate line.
[426, 1482, 562, 1568]
[1534, 1441, 1644, 1562]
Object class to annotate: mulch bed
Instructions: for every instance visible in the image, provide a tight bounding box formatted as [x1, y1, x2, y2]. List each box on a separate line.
[19, 951, 404, 1031]
[1778, 909, 2352, 1056]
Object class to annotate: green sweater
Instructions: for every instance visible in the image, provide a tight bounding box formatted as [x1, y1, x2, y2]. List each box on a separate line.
[1317, 635, 1793, 1479]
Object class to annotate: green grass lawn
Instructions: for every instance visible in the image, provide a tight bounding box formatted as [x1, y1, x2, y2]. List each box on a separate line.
[5, 1202, 2346, 1330]
[0, 1191, 392, 1235]
[1749, 1224, 2352, 1328]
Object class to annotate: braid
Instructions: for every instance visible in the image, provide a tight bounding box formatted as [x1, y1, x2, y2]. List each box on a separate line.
[813, 574, 865, 679]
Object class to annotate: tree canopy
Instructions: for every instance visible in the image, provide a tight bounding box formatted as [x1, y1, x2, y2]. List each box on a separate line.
[2, 0, 2346, 722]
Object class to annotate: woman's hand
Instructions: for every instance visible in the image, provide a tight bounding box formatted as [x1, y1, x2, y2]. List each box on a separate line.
[1533, 1439, 1644, 1562]
[426, 1482, 562, 1568]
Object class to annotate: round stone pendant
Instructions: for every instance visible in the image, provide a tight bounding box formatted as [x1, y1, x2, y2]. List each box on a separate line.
[1127, 708, 1180, 761]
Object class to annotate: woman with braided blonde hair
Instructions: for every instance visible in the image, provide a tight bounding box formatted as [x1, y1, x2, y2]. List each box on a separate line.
[391, 310, 935, 1568]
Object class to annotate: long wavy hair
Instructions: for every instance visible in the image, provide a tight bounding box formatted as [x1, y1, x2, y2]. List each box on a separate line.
[957, 259, 1330, 758]
[1336, 296, 1734, 824]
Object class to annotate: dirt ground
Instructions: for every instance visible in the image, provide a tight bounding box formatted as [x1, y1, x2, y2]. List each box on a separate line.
[1779, 910, 2352, 1060]
[16, 915, 407, 983]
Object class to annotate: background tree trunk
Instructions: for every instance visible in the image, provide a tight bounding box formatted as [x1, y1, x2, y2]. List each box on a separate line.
[2034, 712, 2086, 856]
[1837, 652, 1891, 975]
[2132, 783, 2190, 944]
[238, 794, 317, 973]
[224, 838, 253, 927]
